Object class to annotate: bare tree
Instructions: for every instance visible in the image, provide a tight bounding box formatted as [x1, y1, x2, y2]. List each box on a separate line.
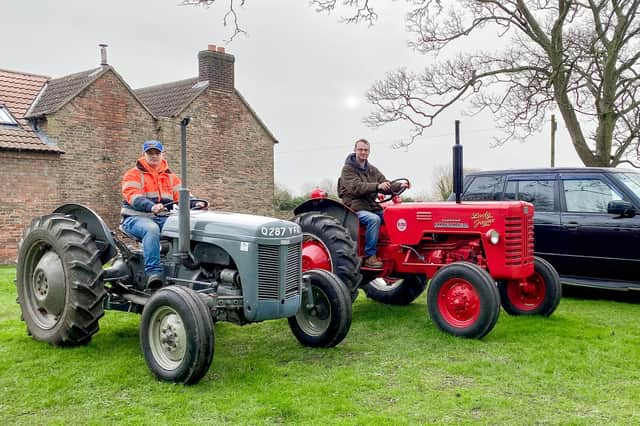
[317, 0, 640, 167]
[431, 164, 479, 200]
[185, 1, 640, 167]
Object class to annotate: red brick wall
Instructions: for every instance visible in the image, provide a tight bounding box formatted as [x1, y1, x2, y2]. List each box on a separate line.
[0, 70, 276, 264]
[40, 70, 158, 229]
[0, 151, 61, 262]
[158, 89, 275, 216]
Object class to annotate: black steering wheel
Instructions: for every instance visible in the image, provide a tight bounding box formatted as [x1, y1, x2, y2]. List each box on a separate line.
[154, 198, 209, 216]
[376, 178, 410, 203]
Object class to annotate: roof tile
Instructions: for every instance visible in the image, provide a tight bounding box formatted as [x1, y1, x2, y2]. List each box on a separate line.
[134, 78, 207, 117]
[0, 69, 61, 153]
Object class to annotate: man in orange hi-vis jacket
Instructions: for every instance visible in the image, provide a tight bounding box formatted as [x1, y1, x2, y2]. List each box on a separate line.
[121, 140, 206, 287]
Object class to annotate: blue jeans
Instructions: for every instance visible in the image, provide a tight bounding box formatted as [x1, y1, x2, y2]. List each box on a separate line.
[121, 215, 168, 275]
[357, 210, 384, 257]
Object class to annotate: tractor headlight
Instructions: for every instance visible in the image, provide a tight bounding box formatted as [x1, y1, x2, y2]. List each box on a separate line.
[486, 229, 500, 245]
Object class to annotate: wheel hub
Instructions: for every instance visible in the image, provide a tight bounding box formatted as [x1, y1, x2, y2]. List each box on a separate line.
[439, 279, 480, 325]
[30, 250, 66, 319]
[295, 286, 331, 336]
[158, 313, 186, 362]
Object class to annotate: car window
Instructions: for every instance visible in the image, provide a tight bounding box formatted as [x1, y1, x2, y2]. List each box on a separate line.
[504, 179, 555, 211]
[462, 175, 503, 201]
[616, 172, 640, 199]
[563, 178, 623, 213]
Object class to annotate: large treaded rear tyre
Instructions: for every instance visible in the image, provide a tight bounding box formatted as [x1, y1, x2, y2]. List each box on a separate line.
[16, 214, 106, 346]
[140, 286, 215, 384]
[292, 212, 361, 301]
[498, 256, 562, 317]
[288, 269, 352, 348]
[362, 274, 427, 305]
[427, 262, 500, 339]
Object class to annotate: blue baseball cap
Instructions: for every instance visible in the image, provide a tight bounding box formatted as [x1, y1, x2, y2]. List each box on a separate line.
[142, 140, 164, 152]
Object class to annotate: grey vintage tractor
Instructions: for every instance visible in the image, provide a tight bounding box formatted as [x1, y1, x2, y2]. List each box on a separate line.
[14, 119, 352, 384]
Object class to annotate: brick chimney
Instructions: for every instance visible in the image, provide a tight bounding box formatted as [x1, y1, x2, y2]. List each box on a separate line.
[198, 44, 235, 93]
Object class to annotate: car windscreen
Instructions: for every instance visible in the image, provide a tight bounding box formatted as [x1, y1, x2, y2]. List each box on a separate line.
[616, 172, 640, 199]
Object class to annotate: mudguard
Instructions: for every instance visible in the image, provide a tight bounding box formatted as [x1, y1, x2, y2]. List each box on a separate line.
[53, 203, 118, 264]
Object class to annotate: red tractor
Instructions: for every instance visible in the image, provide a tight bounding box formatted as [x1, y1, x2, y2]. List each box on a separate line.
[292, 122, 561, 338]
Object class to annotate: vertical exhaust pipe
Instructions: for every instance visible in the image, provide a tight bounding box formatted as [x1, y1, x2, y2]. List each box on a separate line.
[452, 120, 463, 204]
[177, 117, 192, 260]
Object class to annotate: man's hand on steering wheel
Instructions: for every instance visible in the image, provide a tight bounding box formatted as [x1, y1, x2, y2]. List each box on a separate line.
[376, 178, 410, 203]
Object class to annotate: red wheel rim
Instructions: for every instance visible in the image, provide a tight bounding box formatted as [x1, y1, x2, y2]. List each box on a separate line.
[301, 239, 332, 272]
[437, 278, 481, 328]
[505, 272, 546, 311]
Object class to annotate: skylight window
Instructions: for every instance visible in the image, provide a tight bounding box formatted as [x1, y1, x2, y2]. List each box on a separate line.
[0, 106, 18, 125]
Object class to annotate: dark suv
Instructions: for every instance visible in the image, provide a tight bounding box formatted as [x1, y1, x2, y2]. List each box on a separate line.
[456, 168, 640, 291]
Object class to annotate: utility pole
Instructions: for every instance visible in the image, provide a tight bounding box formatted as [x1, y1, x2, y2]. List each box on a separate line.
[550, 114, 557, 167]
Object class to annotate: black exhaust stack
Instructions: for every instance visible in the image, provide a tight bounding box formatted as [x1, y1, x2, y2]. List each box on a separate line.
[177, 117, 192, 262]
[452, 120, 463, 204]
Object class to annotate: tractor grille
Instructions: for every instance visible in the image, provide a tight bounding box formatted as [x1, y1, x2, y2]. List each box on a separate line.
[416, 211, 433, 221]
[257, 242, 301, 300]
[504, 215, 534, 266]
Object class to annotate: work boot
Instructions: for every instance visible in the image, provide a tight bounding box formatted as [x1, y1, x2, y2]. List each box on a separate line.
[364, 255, 383, 269]
[146, 273, 165, 289]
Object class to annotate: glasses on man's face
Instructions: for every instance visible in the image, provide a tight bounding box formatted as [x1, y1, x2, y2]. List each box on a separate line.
[145, 150, 162, 156]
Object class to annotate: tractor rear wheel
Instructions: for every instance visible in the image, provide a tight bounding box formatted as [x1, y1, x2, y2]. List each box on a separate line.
[16, 214, 106, 345]
[362, 274, 427, 305]
[292, 212, 361, 301]
[288, 269, 352, 348]
[427, 262, 500, 339]
[498, 256, 561, 317]
[140, 286, 215, 384]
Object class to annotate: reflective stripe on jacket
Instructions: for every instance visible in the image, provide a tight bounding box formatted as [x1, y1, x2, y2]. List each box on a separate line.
[121, 157, 181, 217]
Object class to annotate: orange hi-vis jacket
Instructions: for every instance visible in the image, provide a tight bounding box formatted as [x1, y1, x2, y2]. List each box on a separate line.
[121, 157, 181, 217]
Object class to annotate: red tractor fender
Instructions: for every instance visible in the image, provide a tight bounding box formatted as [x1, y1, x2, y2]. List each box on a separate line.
[294, 197, 360, 244]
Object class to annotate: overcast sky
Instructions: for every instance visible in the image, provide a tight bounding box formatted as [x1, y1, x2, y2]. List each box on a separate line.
[3, 0, 582, 198]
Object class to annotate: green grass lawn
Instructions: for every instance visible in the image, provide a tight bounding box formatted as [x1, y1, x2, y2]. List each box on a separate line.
[1, 265, 639, 425]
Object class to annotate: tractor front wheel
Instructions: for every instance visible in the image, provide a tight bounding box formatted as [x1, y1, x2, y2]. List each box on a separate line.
[140, 286, 215, 384]
[288, 269, 352, 347]
[427, 262, 500, 339]
[16, 214, 106, 345]
[362, 274, 427, 305]
[498, 256, 561, 316]
[292, 212, 361, 302]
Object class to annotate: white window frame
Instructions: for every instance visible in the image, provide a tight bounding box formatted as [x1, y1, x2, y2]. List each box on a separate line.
[0, 106, 18, 125]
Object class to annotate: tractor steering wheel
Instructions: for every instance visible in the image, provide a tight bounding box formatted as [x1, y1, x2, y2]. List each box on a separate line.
[376, 178, 410, 203]
[155, 198, 209, 216]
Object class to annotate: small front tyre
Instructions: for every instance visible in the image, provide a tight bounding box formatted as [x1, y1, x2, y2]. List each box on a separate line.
[498, 256, 561, 316]
[288, 269, 352, 347]
[427, 262, 500, 339]
[140, 286, 215, 384]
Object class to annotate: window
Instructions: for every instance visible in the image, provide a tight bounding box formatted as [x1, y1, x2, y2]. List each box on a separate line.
[504, 179, 556, 212]
[563, 178, 623, 213]
[462, 175, 504, 201]
[0, 106, 18, 125]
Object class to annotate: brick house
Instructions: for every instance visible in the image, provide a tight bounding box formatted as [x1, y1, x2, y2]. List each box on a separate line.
[0, 45, 277, 264]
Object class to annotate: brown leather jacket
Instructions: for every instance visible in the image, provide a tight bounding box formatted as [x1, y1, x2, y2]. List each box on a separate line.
[338, 153, 387, 212]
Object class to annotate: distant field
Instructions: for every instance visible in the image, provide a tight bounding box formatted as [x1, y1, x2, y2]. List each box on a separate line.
[1, 265, 639, 424]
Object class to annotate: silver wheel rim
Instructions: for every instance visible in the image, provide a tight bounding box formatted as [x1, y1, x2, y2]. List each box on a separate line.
[26, 248, 66, 329]
[148, 306, 187, 370]
[295, 286, 331, 336]
[368, 277, 405, 293]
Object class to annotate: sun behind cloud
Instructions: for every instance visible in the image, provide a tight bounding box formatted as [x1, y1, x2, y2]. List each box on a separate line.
[343, 94, 360, 109]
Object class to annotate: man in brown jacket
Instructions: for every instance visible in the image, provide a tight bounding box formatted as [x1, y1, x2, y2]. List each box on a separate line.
[338, 139, 406, 268]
